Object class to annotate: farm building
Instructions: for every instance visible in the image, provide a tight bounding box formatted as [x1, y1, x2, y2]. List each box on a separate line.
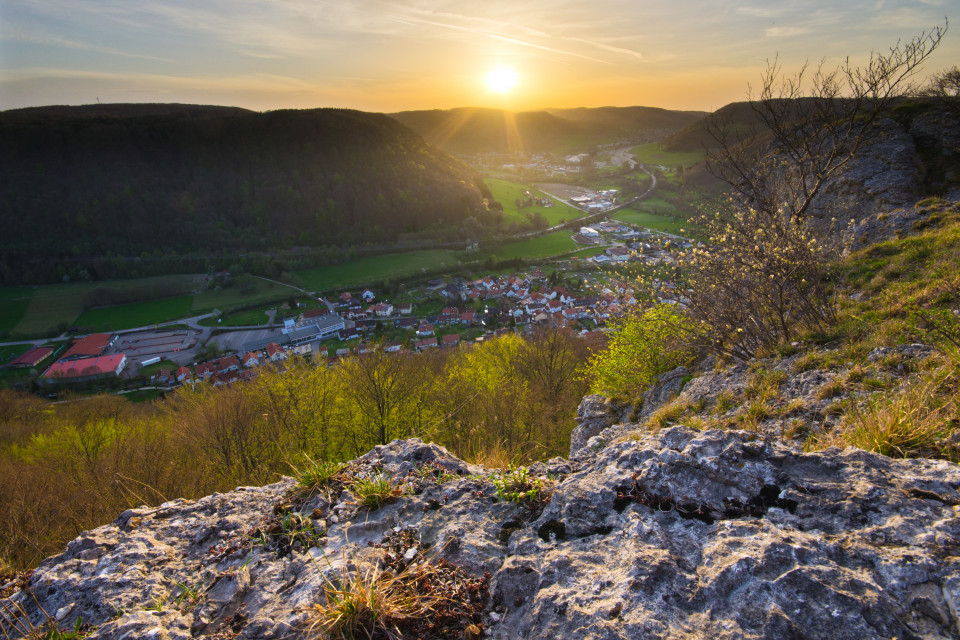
[44, 354, 127, 381]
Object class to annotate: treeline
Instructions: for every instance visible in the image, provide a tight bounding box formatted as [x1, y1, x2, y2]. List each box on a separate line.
[0, 330, 599, 570]
[389, 106, 706, 154]
[0, 105, 495, 284]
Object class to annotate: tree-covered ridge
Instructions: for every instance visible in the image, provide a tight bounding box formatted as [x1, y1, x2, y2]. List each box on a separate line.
[0, 105, 492, 277]
[388, 105, 706, 154]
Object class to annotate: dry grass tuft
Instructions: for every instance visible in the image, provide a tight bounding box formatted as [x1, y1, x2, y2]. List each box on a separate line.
[304, 545, 488, 640]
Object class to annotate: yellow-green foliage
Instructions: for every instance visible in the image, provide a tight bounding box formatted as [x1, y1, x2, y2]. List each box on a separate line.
[583, 304, 696, 398]
[0, 330, 592, 571]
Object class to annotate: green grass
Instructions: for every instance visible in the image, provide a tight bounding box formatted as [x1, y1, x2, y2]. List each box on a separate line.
[73, 296, 194, 332]
[192, 275, 296, 313]
[486, 178, 582, 227]
[13, 275, 201, 337]
[631, 142, 705, 168]
[298, 251, 460, 292]
[200, 308, 272, 327]
[122, 389, 167, 403]
[0, 287, 34, 333]
[566, 247, 608, 259]
[478, 232, 578, 262]
[138, 359, 180, 377]
[0, 344, 34, 365]
[614, 208, 686, 234]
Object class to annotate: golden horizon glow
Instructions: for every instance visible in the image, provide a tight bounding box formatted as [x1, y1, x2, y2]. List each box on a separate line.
[1, 2, 957, 113]
[485, 67, 519, 94]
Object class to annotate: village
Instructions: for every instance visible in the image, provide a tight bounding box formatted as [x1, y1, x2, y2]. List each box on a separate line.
[4, 220, 689, 391]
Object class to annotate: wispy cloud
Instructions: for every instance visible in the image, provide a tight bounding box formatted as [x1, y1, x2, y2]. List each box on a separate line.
[487, 34, 609, 63]
[765, 26, 810, 37]
[565, 37, 644, 61]
[0, 27, 173, 62]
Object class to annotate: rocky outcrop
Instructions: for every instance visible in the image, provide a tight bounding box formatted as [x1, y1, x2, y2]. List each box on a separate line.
[807, 118, 923, 232]
[4, 432, 960, 640]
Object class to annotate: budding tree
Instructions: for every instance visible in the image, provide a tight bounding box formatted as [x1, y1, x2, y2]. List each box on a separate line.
[684, 22, 947, 359]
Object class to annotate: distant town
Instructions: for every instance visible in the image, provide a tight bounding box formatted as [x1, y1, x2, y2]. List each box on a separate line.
[6, 221, 690, 392]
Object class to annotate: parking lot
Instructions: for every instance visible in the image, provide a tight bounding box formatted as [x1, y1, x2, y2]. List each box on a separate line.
[108, 329, 199, 368]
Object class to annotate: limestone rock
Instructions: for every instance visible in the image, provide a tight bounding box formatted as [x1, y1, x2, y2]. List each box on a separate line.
[4, 433, 959, 640]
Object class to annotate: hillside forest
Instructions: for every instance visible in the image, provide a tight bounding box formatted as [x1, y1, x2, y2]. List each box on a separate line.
[0, 106, 494, 285]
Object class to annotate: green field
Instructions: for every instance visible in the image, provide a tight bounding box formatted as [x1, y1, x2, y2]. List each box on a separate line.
[12, 275, 201, 337]
[614, 209, 686, 234]
[479, 232, 580, 262]
[566, 246, 607, 259]
[138, 359, 180, 377]
[486, 178, 582, 227]
[631, 142, 705, 168]
[0, 288, 34, 333]
[298, 251, 460, 292]
[200, 308, 272, 327]
[192, 275, 296, 313]
[73, 296, 195, 332]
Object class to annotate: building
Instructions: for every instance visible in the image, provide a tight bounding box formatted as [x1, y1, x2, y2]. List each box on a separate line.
[44, 354, 127, 381]
[59, 333, 115, 361]
[8, 346, 53, 368]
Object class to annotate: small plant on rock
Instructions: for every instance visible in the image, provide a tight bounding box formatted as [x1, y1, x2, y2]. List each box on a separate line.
[304, 550, 489, 640]
[290, 456, 346, 498]
[351, 473, 402, 510]
[493, 466, 545, 504]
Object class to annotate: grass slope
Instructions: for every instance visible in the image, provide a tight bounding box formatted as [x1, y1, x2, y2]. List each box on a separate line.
[12, 275, 201, 336]
[486, 178, 582, 227]
[0, 287, 34, 333]
[73, 297, 194, 332]
[631, 142, 705, 168]
[614, 209, 686, 234]
[479, 232, 579, 261]
[298, 251, 460, 292]
[192, 276, 296, 313]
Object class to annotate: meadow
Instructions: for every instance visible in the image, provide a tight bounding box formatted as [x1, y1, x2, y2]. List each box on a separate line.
[613, 208, 687, 234]
[297, 250, 460, 292]
[200, 308, 272, 327]
[0, 288, 34, 334]
[478, 231, 580, 261]
[486, 178, 582, 227]
[191, 275, 297, 313]
[11, 275, 202, 336]
[73, 296, 195, 332]
[5, 274, 295, 337]
[631, 142, 705, 168]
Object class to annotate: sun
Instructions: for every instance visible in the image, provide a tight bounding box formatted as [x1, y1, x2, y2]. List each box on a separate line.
[486, 67, 519, 94]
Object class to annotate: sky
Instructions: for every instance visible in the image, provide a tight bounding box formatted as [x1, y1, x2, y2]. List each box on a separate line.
[0, 0, 957, 113]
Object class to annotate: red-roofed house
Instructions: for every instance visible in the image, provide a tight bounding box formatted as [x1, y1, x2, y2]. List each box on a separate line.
[369, 303, 394, 317]
[152, 368, 173, 385]
[243, 352, 261, 368]
[44, 354, 127, 381]
[8, 347, 53, 368]
[413, 338, 438, 351]
[195, 362, 217, 379]
[175, 366, 192, 383]
[442, 334, 460, 347]
[416, 324, 434, 337]
[217, 355, 241, 374]
[59, 333, 114, 361]
[266, 343, 287, 362]
[397, 303, 413, 315]
[460, 310, 476, 325]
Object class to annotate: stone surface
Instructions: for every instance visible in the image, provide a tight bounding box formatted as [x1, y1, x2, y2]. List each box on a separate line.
[4, 433, 960, 640]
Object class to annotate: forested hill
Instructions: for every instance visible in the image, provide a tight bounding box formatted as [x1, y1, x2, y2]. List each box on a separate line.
[0, 105, 491, 279]
[388, 105, 706, 154]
